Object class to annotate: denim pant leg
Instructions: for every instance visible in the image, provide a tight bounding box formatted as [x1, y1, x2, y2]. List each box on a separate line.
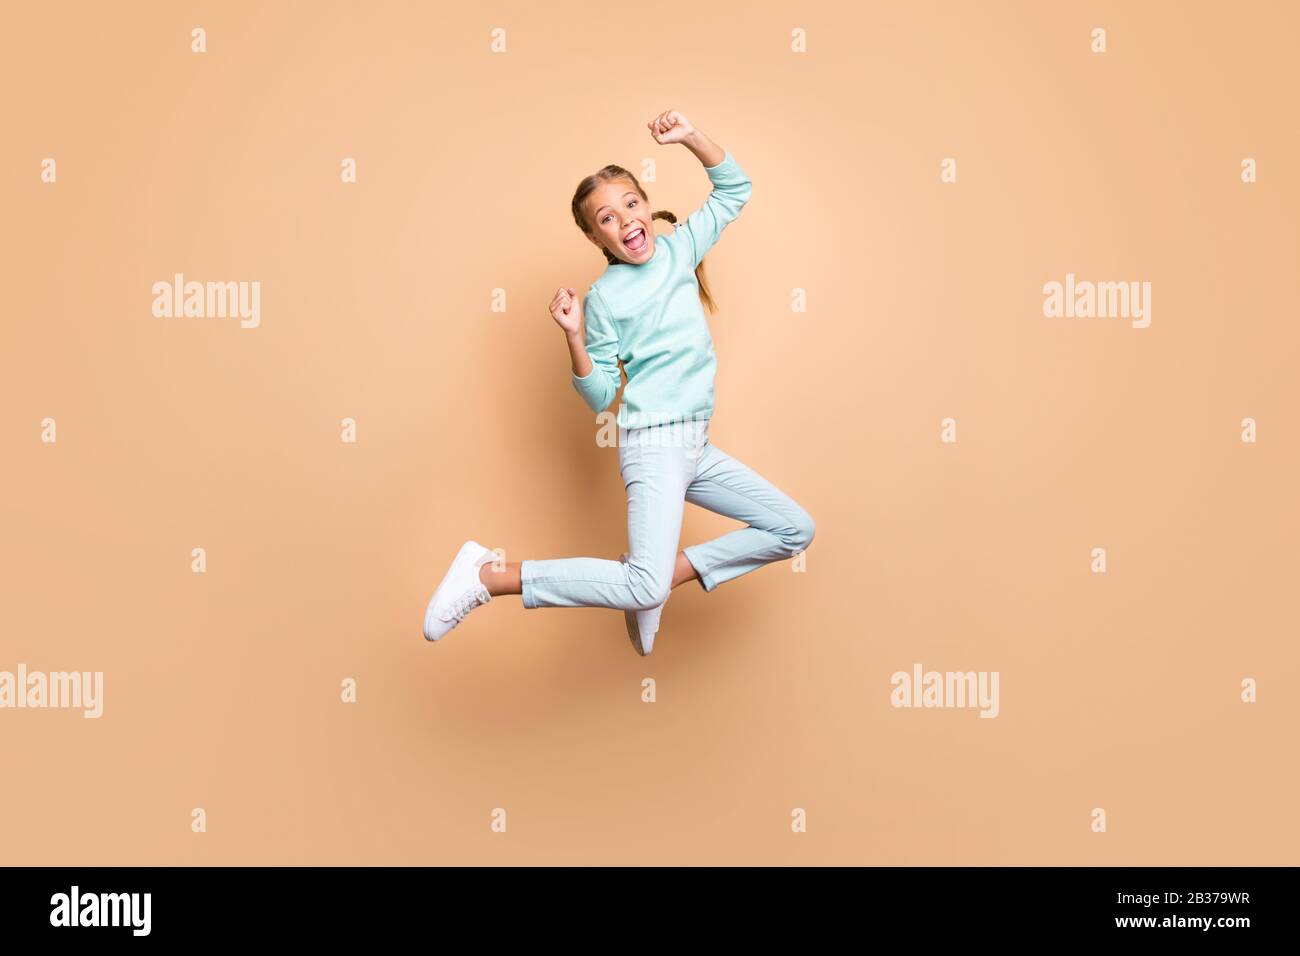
[680, 441, 816, 592]
[519, 423, 694, 611]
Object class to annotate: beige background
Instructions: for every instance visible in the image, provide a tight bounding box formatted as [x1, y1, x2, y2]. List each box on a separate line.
[2, 1, 1296, 865]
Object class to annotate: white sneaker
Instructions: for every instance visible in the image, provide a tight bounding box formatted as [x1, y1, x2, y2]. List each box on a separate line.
[619, 552, 666, 656]
[423, 540, 496, 642]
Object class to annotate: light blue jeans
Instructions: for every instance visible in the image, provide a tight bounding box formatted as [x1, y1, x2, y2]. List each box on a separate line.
[520, 418, 815, 610]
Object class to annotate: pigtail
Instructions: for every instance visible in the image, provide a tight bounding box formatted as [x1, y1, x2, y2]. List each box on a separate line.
[653, 210, 715, 316]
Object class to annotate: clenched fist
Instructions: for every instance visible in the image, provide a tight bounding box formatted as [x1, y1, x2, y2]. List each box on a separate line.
[647, 110, 695, 145]
[549, 286, 583, 336]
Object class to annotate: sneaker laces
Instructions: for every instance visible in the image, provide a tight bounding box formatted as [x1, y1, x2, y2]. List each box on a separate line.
[445, 582, 490, 623]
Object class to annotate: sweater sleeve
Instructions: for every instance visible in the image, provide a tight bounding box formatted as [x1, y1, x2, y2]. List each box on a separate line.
[674, 150, 753, 269]
[570, 285, 622, 413]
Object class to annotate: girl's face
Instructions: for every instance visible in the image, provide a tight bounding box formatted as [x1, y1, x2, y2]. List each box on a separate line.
[584, 179, 655, 265]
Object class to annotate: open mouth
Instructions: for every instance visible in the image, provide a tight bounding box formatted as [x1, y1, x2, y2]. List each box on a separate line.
[623, 227, 647, 253]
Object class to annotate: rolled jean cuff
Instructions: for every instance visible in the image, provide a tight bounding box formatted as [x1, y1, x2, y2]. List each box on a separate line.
[520, 559, 539, 609]
[681, 546, 717, 593]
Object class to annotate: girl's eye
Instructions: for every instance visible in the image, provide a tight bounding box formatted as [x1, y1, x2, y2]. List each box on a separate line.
[601, 199, 636, 225]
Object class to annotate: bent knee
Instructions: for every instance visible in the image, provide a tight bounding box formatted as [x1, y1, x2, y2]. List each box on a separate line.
[629, 583, 670, 611]
[784, 509, 815, 554]
[625, 565, 672, 610]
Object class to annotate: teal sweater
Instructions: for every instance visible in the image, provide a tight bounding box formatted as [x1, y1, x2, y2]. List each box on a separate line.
[571, 150, 753, 430]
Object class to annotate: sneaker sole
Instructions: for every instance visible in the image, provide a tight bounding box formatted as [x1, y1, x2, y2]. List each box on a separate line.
[619, 552, 653, 656]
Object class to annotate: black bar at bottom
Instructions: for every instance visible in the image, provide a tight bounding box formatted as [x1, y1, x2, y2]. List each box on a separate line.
[0, 865, 1284, 942]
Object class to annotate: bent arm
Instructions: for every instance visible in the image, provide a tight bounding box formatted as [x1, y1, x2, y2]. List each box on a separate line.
[570, 287, 622, 413]
[674, 132, 753, 267]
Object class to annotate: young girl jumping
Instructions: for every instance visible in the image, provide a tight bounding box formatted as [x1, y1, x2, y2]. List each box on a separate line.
[423, 110, 815, 655]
